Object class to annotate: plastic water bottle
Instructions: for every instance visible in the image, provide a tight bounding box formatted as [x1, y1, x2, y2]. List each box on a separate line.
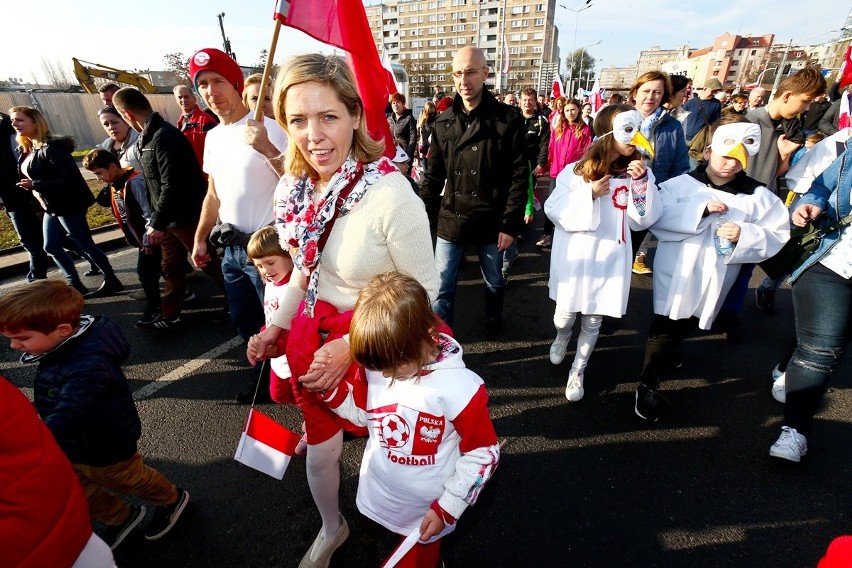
[715, 215, 735, 256]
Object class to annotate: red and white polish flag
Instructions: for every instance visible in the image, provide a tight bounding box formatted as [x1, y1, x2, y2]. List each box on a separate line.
[234, 409, 301, 480]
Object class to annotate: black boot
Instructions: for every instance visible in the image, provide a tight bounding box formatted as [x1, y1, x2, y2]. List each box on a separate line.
[85, 275, 124, 299]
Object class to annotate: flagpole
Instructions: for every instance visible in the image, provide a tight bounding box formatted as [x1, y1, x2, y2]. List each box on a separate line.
[254, 18, 282, 122]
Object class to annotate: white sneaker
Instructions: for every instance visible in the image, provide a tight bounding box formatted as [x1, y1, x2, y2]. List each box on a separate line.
[771, 365, 784, 381]
[565, 368, 585, 402]
[771, 374, 786, 403]
[299, 514, 349, 568]
[549, 334, 571, 365]
[769, 426, 807, 463]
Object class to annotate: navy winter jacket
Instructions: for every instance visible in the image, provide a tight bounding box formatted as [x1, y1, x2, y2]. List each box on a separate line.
[649, 112, 690, 184]
[26, 316, 141, 466]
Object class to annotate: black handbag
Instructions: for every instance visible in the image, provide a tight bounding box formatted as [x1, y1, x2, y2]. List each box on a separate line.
[759, 212, 852, 279]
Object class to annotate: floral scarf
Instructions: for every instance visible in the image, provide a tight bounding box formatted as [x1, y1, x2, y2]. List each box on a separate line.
[276, 154, 398, 317]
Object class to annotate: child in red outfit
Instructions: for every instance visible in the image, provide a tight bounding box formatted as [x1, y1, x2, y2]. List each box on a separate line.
[246, 227, 308, 452]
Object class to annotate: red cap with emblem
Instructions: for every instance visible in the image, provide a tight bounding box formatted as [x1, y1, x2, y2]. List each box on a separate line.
[189, 48, 244, 95]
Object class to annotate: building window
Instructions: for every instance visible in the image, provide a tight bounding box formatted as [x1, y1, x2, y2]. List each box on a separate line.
[534, 18, 544, 26]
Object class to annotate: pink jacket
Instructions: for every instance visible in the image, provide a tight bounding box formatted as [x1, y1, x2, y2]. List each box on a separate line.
[548, 122, 592, 178]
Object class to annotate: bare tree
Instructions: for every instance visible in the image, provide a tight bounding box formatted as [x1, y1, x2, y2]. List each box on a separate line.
[40, 58, 74, 89]
[163, 52, 191, 86]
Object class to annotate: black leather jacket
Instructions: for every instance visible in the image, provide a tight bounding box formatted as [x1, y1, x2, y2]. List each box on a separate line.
[420, 90, 529, 244]
[138, 112, 207, 230]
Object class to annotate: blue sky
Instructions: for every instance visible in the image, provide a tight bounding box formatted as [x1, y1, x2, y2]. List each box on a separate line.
[3, 1, 850, 84]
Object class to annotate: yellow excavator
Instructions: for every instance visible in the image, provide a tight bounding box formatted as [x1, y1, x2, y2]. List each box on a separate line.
[72, 58, 159, 94]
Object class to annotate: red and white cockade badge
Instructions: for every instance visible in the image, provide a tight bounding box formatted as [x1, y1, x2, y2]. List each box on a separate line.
[611, 184, 628, 243]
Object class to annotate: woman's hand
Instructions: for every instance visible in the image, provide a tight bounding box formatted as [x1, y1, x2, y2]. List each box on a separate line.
[248, 325, 284, 365]
[16, 179, 33, 190]
[419, 509, 445, 541]
[716, 221, 741, 243]
[591, 175, 611, 199]
[299, 337, 351, 393]
[626, 160, 646, 180]
[792, 204, 822, 228]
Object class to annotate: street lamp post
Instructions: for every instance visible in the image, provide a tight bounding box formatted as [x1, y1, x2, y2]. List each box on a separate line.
[576, 40, 601, 96]
[560, 0, 593, 99]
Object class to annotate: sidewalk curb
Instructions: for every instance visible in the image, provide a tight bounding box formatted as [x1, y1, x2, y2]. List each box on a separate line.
[0, 225, 128, 282]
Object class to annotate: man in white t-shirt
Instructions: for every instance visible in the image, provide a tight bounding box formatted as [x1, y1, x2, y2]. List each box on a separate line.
[187, 48, 287, 400]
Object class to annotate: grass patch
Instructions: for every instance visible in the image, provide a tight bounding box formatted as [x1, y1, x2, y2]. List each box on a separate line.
[0, 179, 116, 250]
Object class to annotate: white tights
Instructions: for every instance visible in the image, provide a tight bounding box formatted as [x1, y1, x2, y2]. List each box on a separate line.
[306, 429, 344, 538]
[553, 307, 603, 372]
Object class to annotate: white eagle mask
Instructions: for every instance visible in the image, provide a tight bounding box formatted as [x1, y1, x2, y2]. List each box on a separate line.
[603, 110, 654, 158]
[709, 122, 761, 168]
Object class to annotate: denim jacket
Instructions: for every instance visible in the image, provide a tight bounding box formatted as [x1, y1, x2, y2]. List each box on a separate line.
[789, 138, 852, 283]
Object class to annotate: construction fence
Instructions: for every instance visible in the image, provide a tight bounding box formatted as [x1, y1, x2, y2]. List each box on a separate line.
[0, 92, 182, 150]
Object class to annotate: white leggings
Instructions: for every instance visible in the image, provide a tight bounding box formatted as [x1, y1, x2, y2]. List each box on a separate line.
[553, 307, 603, 372]
[306, 429, 344, 538]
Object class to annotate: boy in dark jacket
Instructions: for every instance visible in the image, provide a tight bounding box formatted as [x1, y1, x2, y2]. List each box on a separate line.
[0, 280, 189, 551]
[83, 148, 163, 328]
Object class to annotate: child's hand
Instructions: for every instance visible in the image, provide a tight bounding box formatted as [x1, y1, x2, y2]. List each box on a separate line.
[524, 213, 534, 224]
[716, 222, 741, 243]
[626, 160, 646, 180]
[777, 134, 801, 160]
[706, 200, 728, 214]
[591, 175, 611, 199]
[419, 509, 445, 541]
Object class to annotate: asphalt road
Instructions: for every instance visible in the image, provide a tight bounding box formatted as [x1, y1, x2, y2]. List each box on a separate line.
[1, 225, 850, 568]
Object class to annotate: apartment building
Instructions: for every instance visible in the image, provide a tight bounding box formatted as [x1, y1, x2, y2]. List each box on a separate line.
[636, 45, 691, 77]
[365, 0, 559, 98]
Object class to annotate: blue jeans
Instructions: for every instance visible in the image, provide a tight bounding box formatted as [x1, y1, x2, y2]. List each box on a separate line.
[784, 263, 852, 436]
[43, 212, 114, 284]
[8, 206, 49, 281]
[222, 245, 266, 341]
[502, 242, 518, 274]
[433, 237, 506, 327]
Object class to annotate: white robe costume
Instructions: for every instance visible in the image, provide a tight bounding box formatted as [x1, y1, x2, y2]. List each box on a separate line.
[546, 167, 661, 318]
[650, 173, 789, 329]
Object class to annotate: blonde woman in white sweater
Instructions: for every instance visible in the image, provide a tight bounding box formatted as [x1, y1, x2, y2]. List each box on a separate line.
[247, 54, 438, 568]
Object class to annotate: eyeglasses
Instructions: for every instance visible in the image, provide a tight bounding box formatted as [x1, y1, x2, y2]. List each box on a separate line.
[451, 67, 486, 80]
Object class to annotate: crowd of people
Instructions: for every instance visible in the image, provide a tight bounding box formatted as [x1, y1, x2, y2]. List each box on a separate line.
[1, 43, 851, 567]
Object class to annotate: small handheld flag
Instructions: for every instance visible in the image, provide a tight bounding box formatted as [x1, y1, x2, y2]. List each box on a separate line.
[234, 409, 301, 480]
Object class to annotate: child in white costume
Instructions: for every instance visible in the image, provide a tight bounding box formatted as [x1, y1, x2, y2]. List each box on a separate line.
[545, 105, 662, 401]
[319, 271, 499, 568]
[634, 115, 790, 422]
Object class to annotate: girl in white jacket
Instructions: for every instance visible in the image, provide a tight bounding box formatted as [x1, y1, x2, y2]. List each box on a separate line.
[319, 271, 499, 568]
[544, 104, 661, 401]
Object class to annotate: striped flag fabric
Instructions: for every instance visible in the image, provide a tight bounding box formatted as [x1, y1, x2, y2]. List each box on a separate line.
[838, 45, 852, 89]
[590, 77, 603, 112]
[234, 409, 301, 480]
[551, 72, 563, 99]
[272, 0, 396, 158]
[839, 92, 851, 131]
[502, 34, 511, 74]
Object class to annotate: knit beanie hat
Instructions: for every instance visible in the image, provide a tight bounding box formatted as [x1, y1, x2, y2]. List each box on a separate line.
[189, 48, 244, 95]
